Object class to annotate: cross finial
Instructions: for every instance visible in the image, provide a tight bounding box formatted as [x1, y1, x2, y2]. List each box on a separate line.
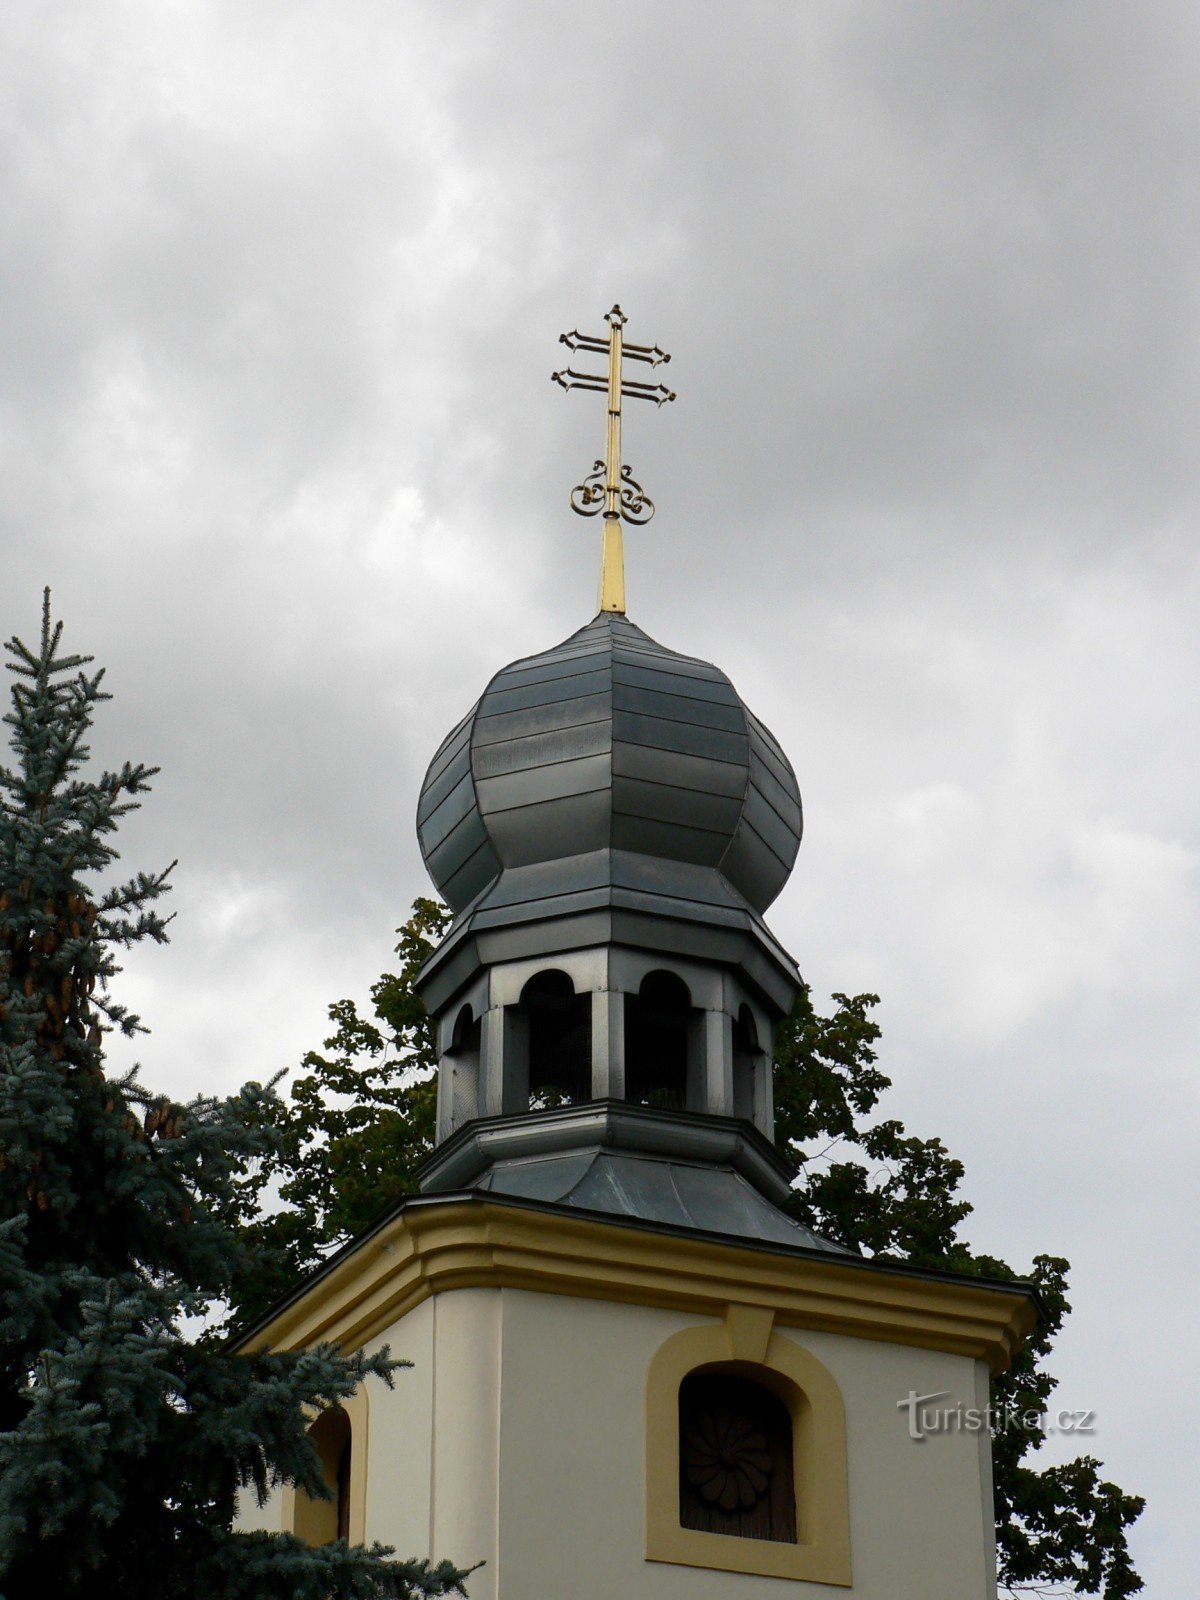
[552, 304, 676, 614]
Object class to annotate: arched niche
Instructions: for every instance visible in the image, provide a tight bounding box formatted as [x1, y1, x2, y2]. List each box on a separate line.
[285, 1385, 369, 1548]
[680, 1368, 796, 1543]
[522, 969, 592, 1109]
[645, 1312, 851, 1585]
[446, 1002, 481, 1132]
[625, 970, 693, 1110]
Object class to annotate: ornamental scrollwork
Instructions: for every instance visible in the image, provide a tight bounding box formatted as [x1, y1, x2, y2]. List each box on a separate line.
[569, 460, 606, 518]
[567, 461, 656, 524]
[617, 464, 655, 525]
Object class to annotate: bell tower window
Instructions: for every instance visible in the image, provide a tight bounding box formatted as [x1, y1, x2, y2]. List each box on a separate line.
[625, 971, 691, 1110]
[447, 1004, 481, 1132]
[523, 970, 592, 1109]
[679, 1371, 797, 1544]
[645, 1314, 851, 1584]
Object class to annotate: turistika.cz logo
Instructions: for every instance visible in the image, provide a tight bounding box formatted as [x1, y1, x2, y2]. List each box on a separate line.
[897, 1390, 1096, 1442]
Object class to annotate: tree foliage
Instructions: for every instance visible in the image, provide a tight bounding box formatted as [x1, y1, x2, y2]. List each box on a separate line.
[0, 598, 468, 1600]
[237, 914, 1144, 1598]
[772, 987, 1143, 1598]
[230, 898, 448, 1331]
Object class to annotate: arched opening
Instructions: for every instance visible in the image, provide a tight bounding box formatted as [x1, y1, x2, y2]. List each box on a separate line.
[522, 970, 592, 1109]
[646, 1319, 850, 1583]
[625, 970, 691, 1110]
[447, 1003, 481, 1131]
[679, 1370, 796, 1545]
[732, 1005, 761, 1123]
[293, 1405, 352, 1547]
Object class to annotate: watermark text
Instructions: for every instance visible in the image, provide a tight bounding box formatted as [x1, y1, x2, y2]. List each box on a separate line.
[897, 1390, 1095, 1442]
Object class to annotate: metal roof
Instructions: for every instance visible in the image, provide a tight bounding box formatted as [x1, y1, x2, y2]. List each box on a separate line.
[417, 611, 803, 918]
[416, 1101, 851, 1254]
[470, 1151, 840, 1251]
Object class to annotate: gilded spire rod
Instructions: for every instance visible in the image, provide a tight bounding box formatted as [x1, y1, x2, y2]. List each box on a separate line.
[552, 304, 676, 615]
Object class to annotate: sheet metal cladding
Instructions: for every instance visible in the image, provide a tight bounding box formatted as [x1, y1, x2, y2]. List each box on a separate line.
[416, 612, 803, 917]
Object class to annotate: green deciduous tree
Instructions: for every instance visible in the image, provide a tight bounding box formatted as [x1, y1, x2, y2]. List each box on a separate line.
[230, 898, 448, 1331]
[0, 597, 468, 1600]
[773, 987, 1143, 1599]
[235, 912, 1144, 1598]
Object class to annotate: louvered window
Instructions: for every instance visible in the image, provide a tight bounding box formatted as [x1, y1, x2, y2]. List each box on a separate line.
[679, 1372, 797, 1545]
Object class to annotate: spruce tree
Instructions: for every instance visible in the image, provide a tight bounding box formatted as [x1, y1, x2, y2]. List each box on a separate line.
[0, 596, 470, 1600]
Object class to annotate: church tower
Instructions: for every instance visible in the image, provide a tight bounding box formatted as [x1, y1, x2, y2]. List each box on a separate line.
[237, 308, 1038, 1597]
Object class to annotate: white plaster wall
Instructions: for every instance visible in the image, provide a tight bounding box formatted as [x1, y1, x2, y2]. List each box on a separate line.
[972, 1351, 999, 1583]
[364, 1296, 436, 1559]
[230, 1300, 439, 1551]
[240, 1282, 999, 1600]
[776, 1326, 996, 1600]
[428, 1288, 501, 1598]
[445, 1288, 997, 1600]
[233, 1478, 284, 1535]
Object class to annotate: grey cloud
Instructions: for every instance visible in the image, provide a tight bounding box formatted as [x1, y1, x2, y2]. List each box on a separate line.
[1, 2, 1196, 1588]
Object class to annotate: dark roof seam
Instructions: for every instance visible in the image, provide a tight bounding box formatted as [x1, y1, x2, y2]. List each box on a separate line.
[473, 700, 611, 730]
[484, 671, 612, 709]
[425, 805, 489, 869]
[441, 835, 499, 902]
[749, 738, 796, 797]
[747, 755, 800, 811]
[611, 695, 746, 733]
[611, 671, 740, 706]
[717, 689, 756, 886]
[611, 812, 732, 847]
[475, 746, 619, 785]
[614, 728, 748, 764]
[729, 815, 793, 875]
[613, 706, 753, 741]
[614, 642, 714, 672]
[610, 648, 727, 679]
[481, 782, 614, 819]
[743, 778, 801, 842]
[490, 658, 614, 689]
[421, 712, 475, 788]
[418, 769, 478, 840]
[474, 739, 615, 781]
[612, 771, 747, 805]
[417, 755, 474, 827]
[745, 706, 791, 762]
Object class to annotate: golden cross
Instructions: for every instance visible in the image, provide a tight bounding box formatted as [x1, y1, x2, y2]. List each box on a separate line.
[552, 305, 675, 614]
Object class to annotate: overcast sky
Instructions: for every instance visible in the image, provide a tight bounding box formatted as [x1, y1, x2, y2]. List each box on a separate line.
[3, 3, 1197, 1591]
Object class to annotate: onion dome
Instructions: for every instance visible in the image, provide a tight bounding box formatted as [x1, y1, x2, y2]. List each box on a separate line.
[417, 612, 802, 920]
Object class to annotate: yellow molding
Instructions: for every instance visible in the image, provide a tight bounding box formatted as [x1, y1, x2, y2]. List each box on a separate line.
[724, 1303, 775, 1364]
[645, 1316, 851, 1585]
[281, 1385, 369, 1547]
[236, 1200, 1036, 1374]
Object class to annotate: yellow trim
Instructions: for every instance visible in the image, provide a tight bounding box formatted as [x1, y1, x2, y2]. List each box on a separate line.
[282, 1385, 369, 1546]
[236, 1200, 1036, 1375]
[645, 1310, 851, 1585]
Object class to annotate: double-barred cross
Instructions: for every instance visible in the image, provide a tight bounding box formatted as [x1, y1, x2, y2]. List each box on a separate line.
[552, 305, 675, 614]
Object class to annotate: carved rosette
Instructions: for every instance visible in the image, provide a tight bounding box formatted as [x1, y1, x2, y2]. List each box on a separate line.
[681, 1407, 773, 1512]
